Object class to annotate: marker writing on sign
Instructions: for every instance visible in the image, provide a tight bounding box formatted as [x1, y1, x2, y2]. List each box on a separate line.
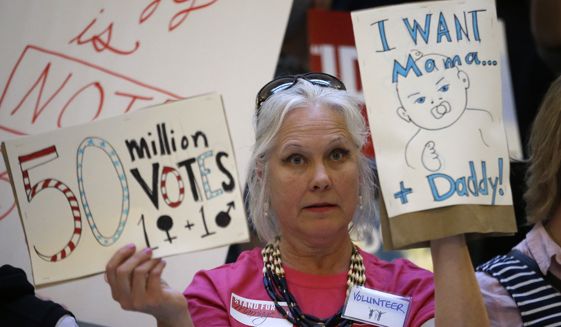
[370, 9, 487, 53]
[392, 51, 497, 83]
[352, 290, 406, 313]
[426, 158, 504, 204]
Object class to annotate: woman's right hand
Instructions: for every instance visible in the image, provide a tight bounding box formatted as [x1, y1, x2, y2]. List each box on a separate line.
[105, 244, 193, 327]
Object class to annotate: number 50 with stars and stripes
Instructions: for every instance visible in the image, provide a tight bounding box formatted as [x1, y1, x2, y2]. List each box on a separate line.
[17, 137, 129, 262]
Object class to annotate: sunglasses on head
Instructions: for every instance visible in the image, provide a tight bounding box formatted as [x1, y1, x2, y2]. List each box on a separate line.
[255, 72, 347, 113]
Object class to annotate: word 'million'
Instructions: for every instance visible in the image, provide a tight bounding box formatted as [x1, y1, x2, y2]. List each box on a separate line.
[125, 122, 209, 162]
[427, 158, 505, 204]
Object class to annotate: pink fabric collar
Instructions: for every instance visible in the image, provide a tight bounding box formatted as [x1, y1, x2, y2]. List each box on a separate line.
[516, 222, 561, 277]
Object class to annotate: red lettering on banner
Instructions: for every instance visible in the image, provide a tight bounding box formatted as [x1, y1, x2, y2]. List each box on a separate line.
[57, 82, 104, 128]
[115, 91, 154, 113]
[69, 1, 220, 55]
[9, 63, 72, 123]
[140, 0, 162, 24]
[169, 0, 219, 31]
[70, 9, 140, 55]
[138, 0, 219, 31]
[0, 45, 182, 136]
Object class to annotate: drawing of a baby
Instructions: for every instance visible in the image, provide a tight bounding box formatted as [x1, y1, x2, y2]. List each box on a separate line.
[395, 51, 493, 172]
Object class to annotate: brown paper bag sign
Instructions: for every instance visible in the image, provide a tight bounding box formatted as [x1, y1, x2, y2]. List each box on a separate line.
[2, 93, 249, 285]
[352, 0, 516, 248]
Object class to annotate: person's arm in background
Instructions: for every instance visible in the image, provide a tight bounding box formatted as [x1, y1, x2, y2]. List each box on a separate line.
[431, 235, 489, 326]
[531, 0, 561, 74]
[0, 264, 80, 327]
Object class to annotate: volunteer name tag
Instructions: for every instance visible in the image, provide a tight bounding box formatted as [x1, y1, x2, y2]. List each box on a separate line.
[342, 286, 411, 327]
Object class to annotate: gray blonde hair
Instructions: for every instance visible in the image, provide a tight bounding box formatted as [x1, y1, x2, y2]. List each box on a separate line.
[524, 75, 561, 224]
[246, 79, 379, 243]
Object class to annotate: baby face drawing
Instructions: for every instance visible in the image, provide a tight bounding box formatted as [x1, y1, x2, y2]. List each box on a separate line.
[396, 55, 470, 130]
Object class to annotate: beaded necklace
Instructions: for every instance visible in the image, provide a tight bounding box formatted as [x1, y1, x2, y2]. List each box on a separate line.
[261, 238, 366, 326]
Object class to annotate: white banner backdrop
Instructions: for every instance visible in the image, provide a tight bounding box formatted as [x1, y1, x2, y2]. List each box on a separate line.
[0, 0, 292, 325]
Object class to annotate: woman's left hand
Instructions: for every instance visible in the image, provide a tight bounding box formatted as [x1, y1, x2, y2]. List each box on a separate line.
[105, 244, 192, 327]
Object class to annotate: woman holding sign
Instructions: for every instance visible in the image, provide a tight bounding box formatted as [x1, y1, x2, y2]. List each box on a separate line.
[106, 73, 488, 326]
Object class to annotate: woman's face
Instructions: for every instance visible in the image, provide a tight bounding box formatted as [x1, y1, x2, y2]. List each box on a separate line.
[267, 104, 360, 242]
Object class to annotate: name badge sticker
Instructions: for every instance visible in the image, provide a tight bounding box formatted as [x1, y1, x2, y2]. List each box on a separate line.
[230, 293, 292, 327]
[342, 286, 411, 327]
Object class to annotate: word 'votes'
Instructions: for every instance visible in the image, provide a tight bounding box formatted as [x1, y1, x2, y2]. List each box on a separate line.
[371, 9, 487, 52]
[126, 123, 235, 210]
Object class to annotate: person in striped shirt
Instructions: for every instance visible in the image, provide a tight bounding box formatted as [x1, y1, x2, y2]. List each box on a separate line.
[476, 75, 561, 326]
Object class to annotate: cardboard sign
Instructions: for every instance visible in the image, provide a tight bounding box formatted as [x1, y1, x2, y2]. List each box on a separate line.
[2, 93, 249, 285]
[308, 7, 522, 163]
[352, 0, 516, 248]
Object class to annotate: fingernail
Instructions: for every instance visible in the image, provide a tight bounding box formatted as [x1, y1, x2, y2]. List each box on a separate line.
[143, 247, 152, 255]
[126, 243, 136, 250]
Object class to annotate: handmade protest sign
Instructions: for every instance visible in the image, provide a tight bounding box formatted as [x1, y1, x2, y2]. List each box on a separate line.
[0, 1, 290, 325]
[2, 93, 249, 285]
[352, 0, 516, 247]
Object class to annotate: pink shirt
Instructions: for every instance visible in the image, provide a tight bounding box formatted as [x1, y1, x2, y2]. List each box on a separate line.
[184, 247, 434, 326]
[476, 222, 561, 327]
